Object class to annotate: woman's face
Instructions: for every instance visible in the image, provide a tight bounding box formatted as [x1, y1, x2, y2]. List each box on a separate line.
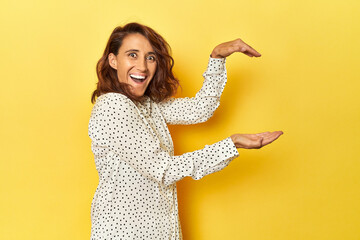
[109, 33, 157, 97]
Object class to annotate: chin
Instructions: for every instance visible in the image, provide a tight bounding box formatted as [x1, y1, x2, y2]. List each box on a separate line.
[134, 92, 145, 97]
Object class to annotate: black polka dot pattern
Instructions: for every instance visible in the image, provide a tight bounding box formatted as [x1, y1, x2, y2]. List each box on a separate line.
[88, 57, 239, 239]
[158, 56, 229, 125]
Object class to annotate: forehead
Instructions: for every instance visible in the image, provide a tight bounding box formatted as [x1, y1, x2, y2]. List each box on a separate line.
[119, 33, 154, 52]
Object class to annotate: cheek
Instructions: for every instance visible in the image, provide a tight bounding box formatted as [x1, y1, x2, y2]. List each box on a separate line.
[117, 71, 127, 83]
[151, 64, 157, 76]
[117, 65, 131, 82]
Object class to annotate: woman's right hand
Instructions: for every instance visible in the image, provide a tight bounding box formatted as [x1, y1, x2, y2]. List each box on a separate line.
[211, 38, 262, 58]
[230, 131, 284, 149]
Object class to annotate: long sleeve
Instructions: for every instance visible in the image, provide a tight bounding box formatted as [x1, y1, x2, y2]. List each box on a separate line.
[88, 93, 239, 187]
[157, 56, 227, 125]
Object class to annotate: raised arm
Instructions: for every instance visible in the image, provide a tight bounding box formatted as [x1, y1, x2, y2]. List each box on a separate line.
[156, 57, 227, 125]
[157, 38, 262, 125]
[88, 93, 239, 187]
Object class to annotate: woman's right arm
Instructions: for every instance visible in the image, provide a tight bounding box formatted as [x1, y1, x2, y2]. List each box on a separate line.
[88, 93, 239, 187]
[157, 37, 262, 125]
[156, 56, 227, 125]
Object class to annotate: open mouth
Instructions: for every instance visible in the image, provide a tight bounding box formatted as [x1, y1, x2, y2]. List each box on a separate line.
[129, 74, 147, 83]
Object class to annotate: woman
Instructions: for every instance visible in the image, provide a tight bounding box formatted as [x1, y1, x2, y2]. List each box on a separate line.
[88, 22, 283, 239]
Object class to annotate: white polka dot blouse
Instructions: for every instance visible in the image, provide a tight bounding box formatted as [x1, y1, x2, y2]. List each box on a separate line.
[88, 56, 240, 239]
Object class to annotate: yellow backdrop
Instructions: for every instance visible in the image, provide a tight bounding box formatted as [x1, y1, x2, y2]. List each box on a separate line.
[1, 0, 360, 239]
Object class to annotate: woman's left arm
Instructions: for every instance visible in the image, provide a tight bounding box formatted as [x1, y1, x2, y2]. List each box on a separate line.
[157, 38, 261, 125]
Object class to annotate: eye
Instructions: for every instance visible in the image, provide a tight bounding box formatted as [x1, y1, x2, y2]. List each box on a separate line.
[128, 52, 137, 58]
[147, 55, 156, 62]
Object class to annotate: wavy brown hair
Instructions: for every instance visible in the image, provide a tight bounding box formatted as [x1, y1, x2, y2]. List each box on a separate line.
[91, 22, 179, 104]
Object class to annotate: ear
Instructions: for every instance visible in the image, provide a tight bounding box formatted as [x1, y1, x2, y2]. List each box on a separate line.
[108, 53, 118, 70]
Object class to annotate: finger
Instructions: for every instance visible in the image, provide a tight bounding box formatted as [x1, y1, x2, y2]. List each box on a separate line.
[264, 131, 282, 140]
[255, 131, 283, 145]
[260, 132, 277, 143]
[243, 51, 254, 57]
[261, 131, 283, 137]
[239, 49, 259, 58]
[262, 132, 283, 145]
[245, 43, 262, 56]
[255, 132, 270, 136]
[241, 45, 261, 57]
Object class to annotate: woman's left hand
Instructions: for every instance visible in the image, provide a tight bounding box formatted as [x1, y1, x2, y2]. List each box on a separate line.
[211, 38, 261, 58]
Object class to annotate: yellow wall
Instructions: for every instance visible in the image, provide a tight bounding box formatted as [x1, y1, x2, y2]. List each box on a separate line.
[1, 0, 359, 239]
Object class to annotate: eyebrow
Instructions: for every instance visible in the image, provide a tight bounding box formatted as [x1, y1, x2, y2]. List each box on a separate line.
[125, 49, 156, 55]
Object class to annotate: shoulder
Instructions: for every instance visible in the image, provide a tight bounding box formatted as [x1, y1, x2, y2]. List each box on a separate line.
[91, 92, 139, 118]
[96, 92, 130, 104]
[95, 92, 136, 108]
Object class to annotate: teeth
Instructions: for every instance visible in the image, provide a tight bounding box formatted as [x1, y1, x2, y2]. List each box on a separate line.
[130, 74, 146, 80]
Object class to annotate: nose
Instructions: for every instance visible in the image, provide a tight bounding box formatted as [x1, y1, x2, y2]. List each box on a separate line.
[136, 58, 147, 72]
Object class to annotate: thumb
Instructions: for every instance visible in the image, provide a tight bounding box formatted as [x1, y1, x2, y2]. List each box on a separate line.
[259, 137, 264, 147]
